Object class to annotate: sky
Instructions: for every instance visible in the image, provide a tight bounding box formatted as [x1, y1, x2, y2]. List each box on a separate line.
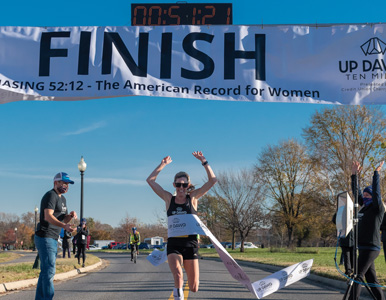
[1, 0, 386, 227]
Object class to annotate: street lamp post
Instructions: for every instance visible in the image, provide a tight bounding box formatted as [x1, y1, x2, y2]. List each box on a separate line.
[14, 227, 17, 250]
[78, 156, 87, 221]
[33, 206, 38, 251]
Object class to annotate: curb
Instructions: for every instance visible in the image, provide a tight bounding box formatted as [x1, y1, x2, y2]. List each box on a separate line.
[1, 260, 103, 293]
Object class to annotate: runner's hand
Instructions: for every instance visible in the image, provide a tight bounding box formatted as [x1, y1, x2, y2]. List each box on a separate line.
[376, 161, 384, 172]
[161, 156, 172, 166]
[193, 151, 206, 163]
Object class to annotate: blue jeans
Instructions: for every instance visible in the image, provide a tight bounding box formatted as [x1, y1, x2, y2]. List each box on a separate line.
[35, 235, 58, 300]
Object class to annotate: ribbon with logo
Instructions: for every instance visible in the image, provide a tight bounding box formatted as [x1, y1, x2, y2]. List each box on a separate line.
[148, 214, 313, 298]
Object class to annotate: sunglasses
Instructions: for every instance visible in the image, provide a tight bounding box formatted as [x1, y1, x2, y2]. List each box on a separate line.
[175, 182, 189, 188]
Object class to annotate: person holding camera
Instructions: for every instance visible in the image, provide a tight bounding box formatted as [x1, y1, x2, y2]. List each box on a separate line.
[76, 218, 89, 267]
[350, 161, 385, 300]
[62, 230, 72, 258]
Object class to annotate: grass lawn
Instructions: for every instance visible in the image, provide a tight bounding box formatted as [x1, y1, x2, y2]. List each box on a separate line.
[0, 254, 100, 283]
[0, 252, 21, 263]
[198, 247, 386, 285]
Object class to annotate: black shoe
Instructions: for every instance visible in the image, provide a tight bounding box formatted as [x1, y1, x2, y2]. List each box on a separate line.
[131, 259, 133, 261]
[78, 261, 80, 265]
[82, 263, 85, 267]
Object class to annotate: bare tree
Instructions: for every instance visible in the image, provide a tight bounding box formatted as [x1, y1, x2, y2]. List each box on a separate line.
[88, 219, 114, 243]
[21, 212, 35, 229]
[139, 223, 167, 240]
[211, 169, 265, 252]
[197, 194, 227, 243]
[302, 106, 386, 195]
[0, 212, 20, 247]
[255, 139, 314, 247]
[113, 214, 138, 248]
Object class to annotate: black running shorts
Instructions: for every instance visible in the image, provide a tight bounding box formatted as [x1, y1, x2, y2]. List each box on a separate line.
[167, 245, 199, 260]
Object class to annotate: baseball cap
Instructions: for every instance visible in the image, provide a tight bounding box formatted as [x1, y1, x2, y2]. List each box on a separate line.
[54, 172, 74, 184]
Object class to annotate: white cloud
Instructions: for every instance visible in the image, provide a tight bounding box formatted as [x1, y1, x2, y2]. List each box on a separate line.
[63, 121, 107, 136]
[0, 171, 145, 186]
[85, 177, 146, 186]
[0, 170, 51, 180]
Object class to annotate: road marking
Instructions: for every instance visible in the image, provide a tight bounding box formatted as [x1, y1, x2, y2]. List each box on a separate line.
[168, 282, 189, 299]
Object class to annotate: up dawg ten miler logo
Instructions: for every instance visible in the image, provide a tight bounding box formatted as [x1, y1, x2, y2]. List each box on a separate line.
[339, 37, 386, 81]
[279, 271, 293, 283]
[257, 281, 273, 293]
[169, 217, 187, 229]
[299, 262, 311, 274]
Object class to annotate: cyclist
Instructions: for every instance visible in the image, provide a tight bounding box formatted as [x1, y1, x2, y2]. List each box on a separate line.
[130, 227, 141, 261]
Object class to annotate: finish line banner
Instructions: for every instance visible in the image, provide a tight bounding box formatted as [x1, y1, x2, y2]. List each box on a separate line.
[0, 24, 386, 104]
[149, 214, 313, 298]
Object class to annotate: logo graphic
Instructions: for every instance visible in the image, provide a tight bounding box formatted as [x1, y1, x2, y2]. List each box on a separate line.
[256, 280, 273, 292]
[279, 271, 293, 283]
[152, 254, 161, 261]
[172, 218, 180, 223]
[361, 38, 386, 56]
[172, 207, 187, 215]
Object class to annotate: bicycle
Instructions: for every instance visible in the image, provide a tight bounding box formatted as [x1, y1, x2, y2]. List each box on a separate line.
[133, 248, 137, 264]
[131, 244, 139, 263]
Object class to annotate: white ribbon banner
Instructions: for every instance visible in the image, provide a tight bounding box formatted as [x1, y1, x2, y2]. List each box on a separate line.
[146, 247, 168, 267]
[148, 214, 313, 298]
[0, 24, 386, 104]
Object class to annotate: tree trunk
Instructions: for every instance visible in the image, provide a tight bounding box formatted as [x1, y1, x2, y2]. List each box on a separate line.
[287, 226, 293, 248]
[240, 236, 245, 253]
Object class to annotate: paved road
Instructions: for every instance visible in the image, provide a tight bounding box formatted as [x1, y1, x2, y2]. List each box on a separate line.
[0, 251, 37, 265]
[1, 252, 350, 299]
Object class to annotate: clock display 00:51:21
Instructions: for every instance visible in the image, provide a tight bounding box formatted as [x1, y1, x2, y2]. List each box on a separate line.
[131, 3, 232, 26]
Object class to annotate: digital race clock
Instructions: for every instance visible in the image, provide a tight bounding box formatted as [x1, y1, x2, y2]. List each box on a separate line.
[131, 3, 232, 26]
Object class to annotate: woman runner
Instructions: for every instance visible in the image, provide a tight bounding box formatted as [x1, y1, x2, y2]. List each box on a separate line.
[146, 151, 217, 300]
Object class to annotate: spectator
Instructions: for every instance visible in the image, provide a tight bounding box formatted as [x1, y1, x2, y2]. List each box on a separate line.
[380, 211, 386, 263]
[332, 213, 354, 275]
[62, 230, 72, 258]
[72, 233, 77, 256]
[76, 218, 89, 267]
[350, 161, 385, 300]
[34, 172, 77, 300]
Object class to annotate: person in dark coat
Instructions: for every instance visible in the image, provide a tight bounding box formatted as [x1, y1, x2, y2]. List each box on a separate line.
[380, 211, 386, 262]
[62, 230, 72, 258]
[72, 234, 77, 256]
[350, 161, 385, 300]
[76, 218, 89, 267]
[332, 213, 354, 275]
